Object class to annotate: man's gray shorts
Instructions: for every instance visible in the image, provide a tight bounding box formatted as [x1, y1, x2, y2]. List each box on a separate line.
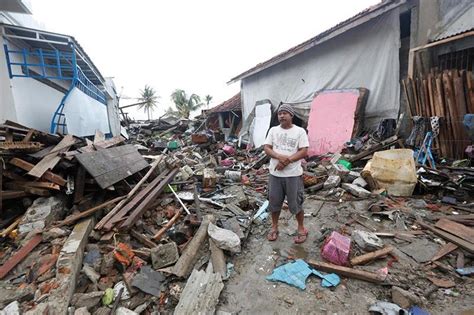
[268, 174, 304, 214]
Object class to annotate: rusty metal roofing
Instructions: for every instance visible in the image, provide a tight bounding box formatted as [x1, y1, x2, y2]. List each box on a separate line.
[228, 0, 405, 84]
[433, 3, 474, 41]
[209, 93, 241, 113]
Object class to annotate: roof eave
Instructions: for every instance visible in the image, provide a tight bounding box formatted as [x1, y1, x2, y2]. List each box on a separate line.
[227, 0, 405, 84]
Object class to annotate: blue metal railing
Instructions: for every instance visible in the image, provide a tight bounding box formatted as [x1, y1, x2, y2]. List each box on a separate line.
[3, 43, 107, 134]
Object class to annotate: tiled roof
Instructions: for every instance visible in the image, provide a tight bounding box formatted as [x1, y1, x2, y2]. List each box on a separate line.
[228, 0, 404, 83]
[209, 93, 241, 113]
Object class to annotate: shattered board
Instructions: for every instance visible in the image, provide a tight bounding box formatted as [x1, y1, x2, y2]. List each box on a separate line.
[399, 239, 440, 263]
[307, 89, 367, 156]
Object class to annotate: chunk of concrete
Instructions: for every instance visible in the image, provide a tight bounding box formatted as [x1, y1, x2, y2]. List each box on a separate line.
[44, 227, 69, 240]
[341, 183, 371, 198]
[0, 286, 35, 309]
[71, 291, 104, 308]
[74, 307, 91, 315]
[324, 175, 341, 189]
[352, 230, 384, 251]
[19, 196, 65, 234]
[131, 266, 165, 297]
[82, 264, 100, 284]
[208, 222, 241, 253]
[0, 301, 20, 315]
[352, 177, 368, 188]
[116, 307, 138, 315]
[224, 185, 248, 209]
[151, 242, 179, 269]
[391, 286, 422, 309]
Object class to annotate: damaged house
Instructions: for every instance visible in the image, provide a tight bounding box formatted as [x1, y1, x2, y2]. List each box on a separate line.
[0, 1, 121, 137]
[231, 0, 474, 159]
[206, 93, 242, 140]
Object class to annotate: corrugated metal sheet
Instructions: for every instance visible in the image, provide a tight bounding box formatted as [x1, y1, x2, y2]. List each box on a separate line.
[433, 3, 474, 41]
[209, 93, 241, 113]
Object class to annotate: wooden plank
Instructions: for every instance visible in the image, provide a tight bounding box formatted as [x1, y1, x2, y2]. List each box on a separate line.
[74, 166, 86, 204]
[121, 168, 179, 230]
[93, 136, 125, 149]
[1, 190, 28, 200]
[28, 134, 76, 178]
[95, 157, 163, 230]
[22, 129, 35, 142]
[9, 158, 66, 186]
[466, 71, 474, 114]
[171, 215, 215, 278]
[306, 259, 386, 283]
[75, 145, 148, 189]
[93, 130, 105, 144]
[435, 74, 452, 158]
[442, 71, 461, 158]
[55, 196, 126, 227]
[430, 242, 458, 262]
[153, 208, 183, 241]
[101, 168, 169, 230]
[130, 230, 158, 248]
[418, 220, 474, 254]
[0, 234, 42, 279]
[350, 246, 393, 266]
[435, 218, 474, 244]
[0, 141, 43, 151]
[0, 216, 22, 238]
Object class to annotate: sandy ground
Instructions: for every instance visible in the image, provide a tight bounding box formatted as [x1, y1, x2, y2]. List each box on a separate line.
[216, 198, 474, 315]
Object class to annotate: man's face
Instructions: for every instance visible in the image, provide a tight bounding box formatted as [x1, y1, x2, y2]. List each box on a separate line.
[278, 110, 293, 126]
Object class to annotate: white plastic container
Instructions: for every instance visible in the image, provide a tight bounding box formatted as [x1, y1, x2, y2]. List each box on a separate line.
[364, 149, 417, 196]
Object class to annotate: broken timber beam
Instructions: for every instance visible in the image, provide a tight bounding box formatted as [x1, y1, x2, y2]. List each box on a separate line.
[130, 230, 158, 248]
[307, 259, 386, 283]
[430, 242, 458, 262]
[172, 215, 215, 278]
[9, 158, 66, 186]
[153, 208, 183, 241]
[0, 234, 42, 279]
[100, 167, 169, 231]
[55, 196, 126, 228]
[95, 157, 162, 230]
[120, 168, 179, 230]
[350, 246, 393, 266]
[417, 220, 474, 254]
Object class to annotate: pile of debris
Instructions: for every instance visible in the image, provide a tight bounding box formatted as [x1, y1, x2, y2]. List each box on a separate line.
[0, 120, 265, 314]
[0, 111, 473, 314]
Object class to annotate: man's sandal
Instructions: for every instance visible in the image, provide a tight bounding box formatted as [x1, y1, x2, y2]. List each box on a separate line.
[294, 228, 308, 244]
[267, 230, 279, 241]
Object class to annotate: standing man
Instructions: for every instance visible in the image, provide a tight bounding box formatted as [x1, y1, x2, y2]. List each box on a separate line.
[264, 104, 309, 243]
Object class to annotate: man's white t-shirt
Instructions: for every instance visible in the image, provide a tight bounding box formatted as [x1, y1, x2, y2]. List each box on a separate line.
[264, 125, 309, 177]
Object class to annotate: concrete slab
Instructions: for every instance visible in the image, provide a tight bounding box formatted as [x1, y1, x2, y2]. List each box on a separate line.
[35, 218, 94, 315]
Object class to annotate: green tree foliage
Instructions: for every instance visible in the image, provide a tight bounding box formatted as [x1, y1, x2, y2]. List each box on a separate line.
[169, 89, 203, 119]
[138, 85, 159, 120]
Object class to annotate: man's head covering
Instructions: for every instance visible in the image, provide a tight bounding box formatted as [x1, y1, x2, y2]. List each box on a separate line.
[278, 104, 295, 117]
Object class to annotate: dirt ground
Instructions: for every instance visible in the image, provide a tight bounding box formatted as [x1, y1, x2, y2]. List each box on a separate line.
[216, 198, 474, 314]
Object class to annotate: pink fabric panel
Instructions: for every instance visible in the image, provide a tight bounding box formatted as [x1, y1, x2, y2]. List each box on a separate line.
[307, 90, 359, 156]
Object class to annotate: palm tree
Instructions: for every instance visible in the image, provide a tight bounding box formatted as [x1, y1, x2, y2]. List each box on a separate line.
[170, 89, 203, 119]
[204, 94, 213, 109]
[138, 85, 159, 121]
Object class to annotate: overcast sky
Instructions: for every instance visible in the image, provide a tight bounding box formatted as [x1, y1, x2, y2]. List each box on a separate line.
[30, 0, 380, 120]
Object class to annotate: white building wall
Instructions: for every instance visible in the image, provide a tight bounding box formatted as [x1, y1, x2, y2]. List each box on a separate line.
[241, 9, 401, 130]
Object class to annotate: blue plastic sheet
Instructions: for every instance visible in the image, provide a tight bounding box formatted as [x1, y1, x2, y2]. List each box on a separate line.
[266, 259, 340, 290]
